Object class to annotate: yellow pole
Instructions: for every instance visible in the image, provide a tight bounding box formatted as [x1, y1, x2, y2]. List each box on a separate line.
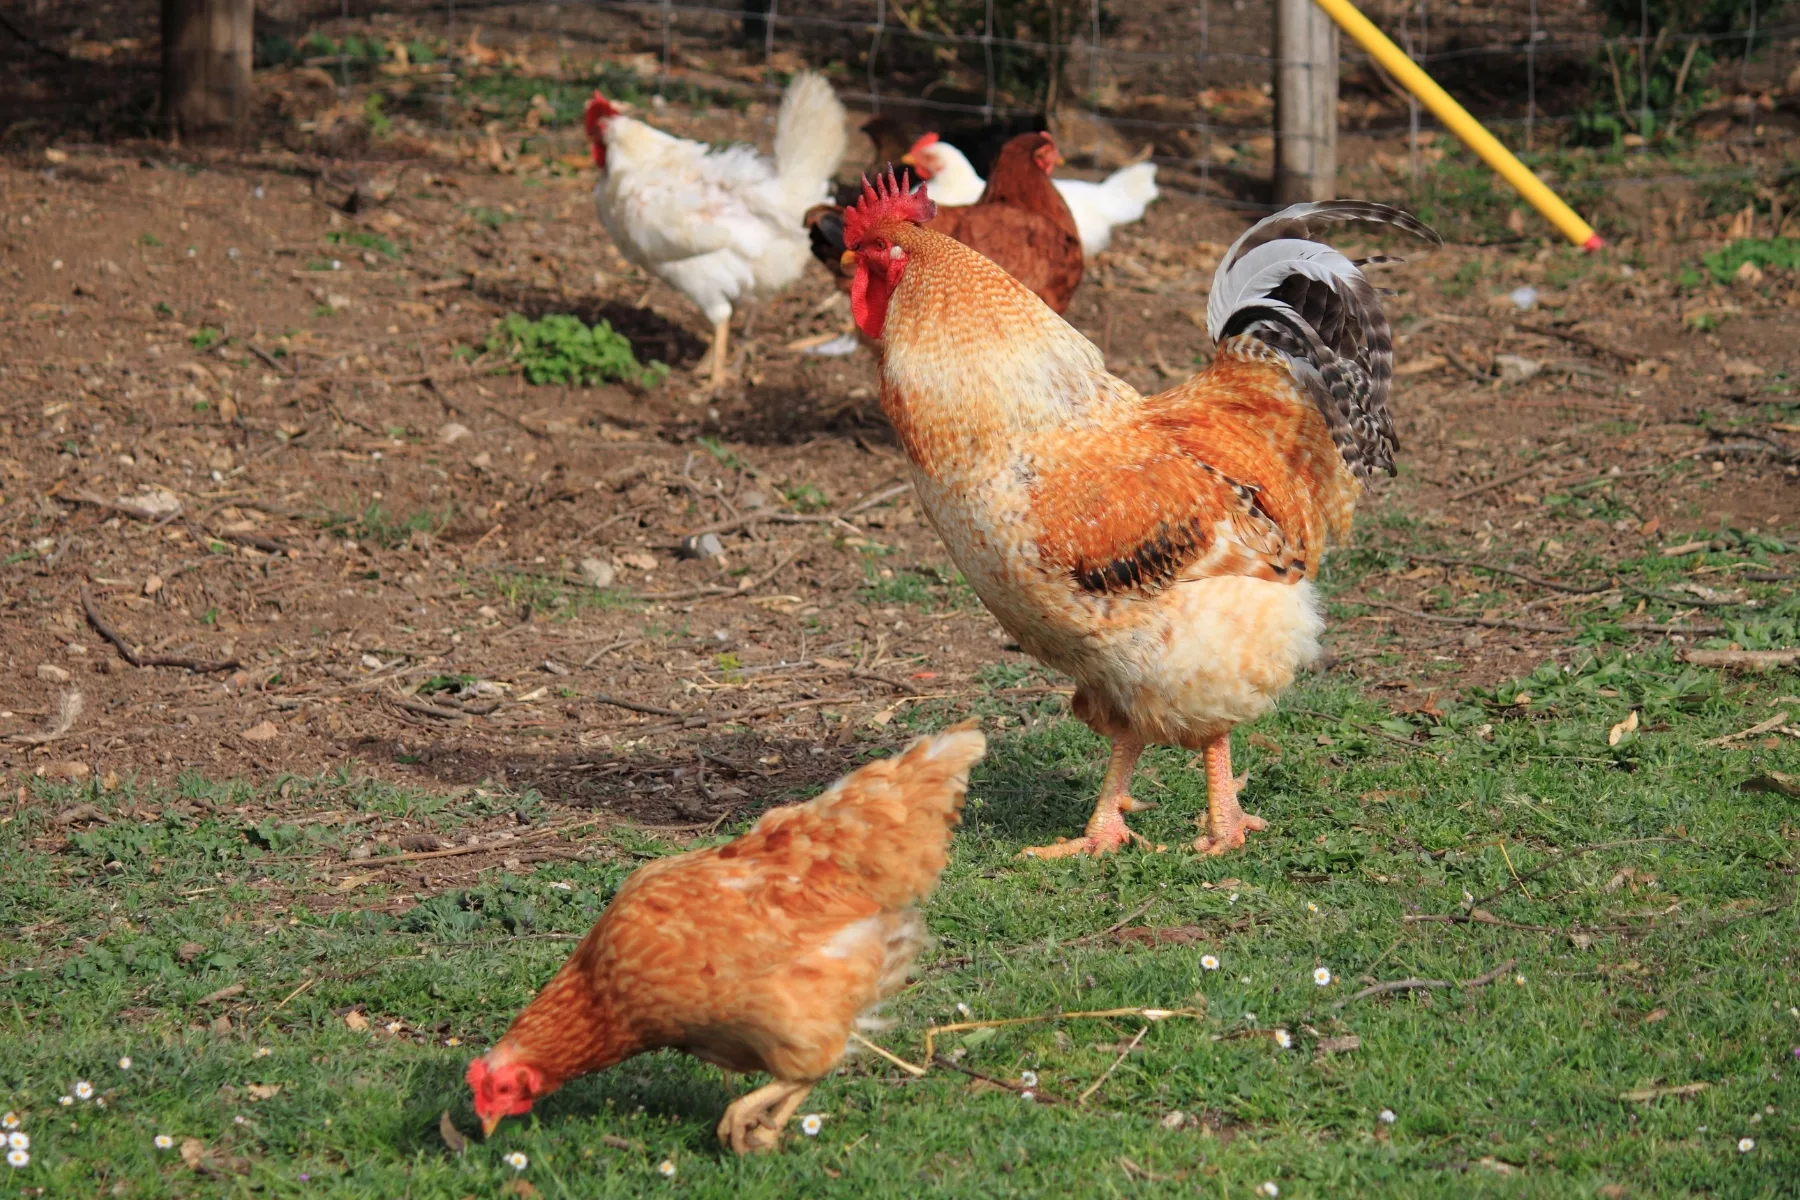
[1310, 0, 1603, 251]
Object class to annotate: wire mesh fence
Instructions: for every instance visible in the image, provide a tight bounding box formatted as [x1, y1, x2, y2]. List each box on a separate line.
[4, 0, 1799, 241]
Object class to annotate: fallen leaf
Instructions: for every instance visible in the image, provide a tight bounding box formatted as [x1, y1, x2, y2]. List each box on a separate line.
[1317, 1035, 1361, 1054]
[209, 1013, 232, 1035]
[1393, 353, 1447, 377]
[113, 488, 182, 521]
[1742, 772, 1800, 799]
[336, 873, 378, 892]
[344, 1010, 371, 1031]
[246, 1083, 281, 1101]
[439, 1110, 468, 1154]
[1620, 1081, 1709, 1102]
[500, 1181, 539, 1199]
[1643, 1008, 1668, 1023]
[241, 720, 280, 743]
[1608, 710, 1639, 746]
[180, 1137, 206, 1169]
[199, 983, 245, 1004]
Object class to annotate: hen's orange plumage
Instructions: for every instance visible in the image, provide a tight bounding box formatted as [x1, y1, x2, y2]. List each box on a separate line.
[842, 184, 1435, 855]
[808, 132, 1083, 314]
[466, 725, 986, 1153]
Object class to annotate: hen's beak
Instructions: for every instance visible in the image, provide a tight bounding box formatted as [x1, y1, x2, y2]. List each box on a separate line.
[840, 250, 858, 270]
[1053, 151, 1066, 166]
[480, 1113, 503, 1139]
[899, 153, 916, 166]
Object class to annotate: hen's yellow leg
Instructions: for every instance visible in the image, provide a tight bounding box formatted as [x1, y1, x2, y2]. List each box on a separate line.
[708, 316, 731, 390]
[1020, 734, 1154, 859]
[717, 1080, 813, 1155]
[1192, 734, 1266, 855]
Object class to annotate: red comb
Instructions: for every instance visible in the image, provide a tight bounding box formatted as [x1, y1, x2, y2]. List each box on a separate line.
[465, 1058, 489, 1090]
[842, 168, 937, 248]
[907, 131, 940, 155]
[583, 91, 617, 143]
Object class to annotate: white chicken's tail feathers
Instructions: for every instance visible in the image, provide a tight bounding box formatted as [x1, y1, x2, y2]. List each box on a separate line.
[774, 72, 849, 217]
[1205, 201, 1439, 480]
[1095, 161, 1159, 218]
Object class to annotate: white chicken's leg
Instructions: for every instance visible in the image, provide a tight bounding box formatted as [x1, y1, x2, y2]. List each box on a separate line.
[1020, 733, 1154, 859]
[707, 315, 731, 390]
[1192, 734, 1265, 855]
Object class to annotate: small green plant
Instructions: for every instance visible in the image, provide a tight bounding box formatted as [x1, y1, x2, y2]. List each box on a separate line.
[783, 483, 829, 512]
[364, 92, 392, 138]
[485, 313, 668, 388]
[469, 207, 517, 230]
[139, 233, 162, 247]
[326, 230, 402, 259]
[695, 436, 746, 471]
[313, 304, 337, 318]
[153, 301, 174, 317]
[353, 501, 452, 550]
[189, 326, 222, 351]
[201, 608, 219, 625]
[1702, 237, 1800, 284]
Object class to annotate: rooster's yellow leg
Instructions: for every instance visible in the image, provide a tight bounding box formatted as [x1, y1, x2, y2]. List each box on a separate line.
[1019, 733, 1154, 859]
[1192, 734, 1266, 855]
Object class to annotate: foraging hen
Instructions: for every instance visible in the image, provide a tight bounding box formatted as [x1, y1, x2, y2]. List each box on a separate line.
[467, 725, 985, 1152]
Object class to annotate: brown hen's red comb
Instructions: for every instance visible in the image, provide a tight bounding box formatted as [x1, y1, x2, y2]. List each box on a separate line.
[842, 168, 937, 248]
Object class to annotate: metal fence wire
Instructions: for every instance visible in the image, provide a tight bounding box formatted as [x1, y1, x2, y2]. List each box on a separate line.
[9, 0, 1800, 239]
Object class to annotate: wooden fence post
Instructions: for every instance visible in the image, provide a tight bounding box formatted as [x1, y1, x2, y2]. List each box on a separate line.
[1274, 0, 1338, 203]
[161, 0, 254, 143]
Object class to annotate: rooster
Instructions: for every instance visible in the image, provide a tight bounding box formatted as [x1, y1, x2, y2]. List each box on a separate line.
[582, 73, 847, 388]
[901, 133, 1160, 256]
[838, 175, 1436, 856]
[807, 133, 1082, 315]
[467, 725, 986, 1153]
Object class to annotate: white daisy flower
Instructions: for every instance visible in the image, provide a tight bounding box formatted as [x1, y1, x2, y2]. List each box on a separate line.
[657, 1159, 677, 1178]
[5, 1148, 26, 1169]
[505, 1151, 529, 1171]
[233, 1115, 247, 1126]
[1257, 1183, 1279, 1197]
[7, 1133, 27, 1151]
[254, 1047, 271, 1059]
[955, 1003, 973, 1019]
[1313, 967, 1333, 987]
[1379, 1109, 1397, 1124]
[1020, 1071, 1038, 1088]
[1738, 1137, 1755, 1153]
[1306, 902, 1319, 914]
[445, 1037, 462, 1047]
[58, 1096, 73, 1107]
[800, 1114, 823, 1137]
[1274, 1028, 1292, 1049]
[118, 1057, 132, 1070]
[155, 1135, 174, 1150]
[0, 1114, 14, 1130]
[73, 1082, 94, 1100]
[1201, 955, 1220, 971]
[1514, 974, 1526, 986]
[1020, 1091, 1035, 1102]
[1243, 1012, 1257, 1025]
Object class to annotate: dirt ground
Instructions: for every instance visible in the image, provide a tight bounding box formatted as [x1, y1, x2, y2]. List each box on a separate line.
[2, 78, 1797, 842]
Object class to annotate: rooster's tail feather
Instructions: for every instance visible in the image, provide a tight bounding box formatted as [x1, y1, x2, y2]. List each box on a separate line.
[1205, 201, 1439, 479]
[774, 73, 849, 217]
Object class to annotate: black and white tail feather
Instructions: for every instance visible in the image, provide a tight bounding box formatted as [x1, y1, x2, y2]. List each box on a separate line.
[1205, 201, 1439, 480]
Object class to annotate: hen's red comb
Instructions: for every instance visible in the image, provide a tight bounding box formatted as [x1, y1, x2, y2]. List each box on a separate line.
[583, 91, 618, 143]
[842, 168, 937, 248]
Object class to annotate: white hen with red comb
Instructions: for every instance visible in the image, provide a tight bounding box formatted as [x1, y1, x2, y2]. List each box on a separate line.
[584, 73, 847, 388]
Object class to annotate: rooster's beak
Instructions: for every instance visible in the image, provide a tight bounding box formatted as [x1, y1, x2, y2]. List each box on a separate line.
[840, 250, 858, 270]
[1053, 151, 1066, 166]
[899, 153, 915, 166]
[480, 1113, 503, 1139]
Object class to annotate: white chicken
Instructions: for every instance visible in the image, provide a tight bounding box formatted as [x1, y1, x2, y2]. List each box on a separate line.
[582, 74, 848, 388]
[900, 133, 1160, 256]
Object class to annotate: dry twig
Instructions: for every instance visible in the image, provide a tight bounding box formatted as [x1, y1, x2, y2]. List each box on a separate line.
[82, 589, 241, 673]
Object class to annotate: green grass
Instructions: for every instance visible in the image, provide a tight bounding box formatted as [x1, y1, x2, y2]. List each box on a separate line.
[3, 650, 1797, 1196]
[1702, 238, 1800, 284]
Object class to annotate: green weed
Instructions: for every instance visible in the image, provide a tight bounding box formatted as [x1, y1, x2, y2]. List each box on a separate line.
[485, 313, 668, 389]
[1703, 237, 1800, 284]
[188, 326, 222, 351]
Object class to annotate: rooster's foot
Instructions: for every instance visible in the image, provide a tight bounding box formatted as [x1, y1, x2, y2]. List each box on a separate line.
[1193, 811, 1267, 855]
[717, 1080, 812, 1156]
[1019, 799, 1157, 859]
